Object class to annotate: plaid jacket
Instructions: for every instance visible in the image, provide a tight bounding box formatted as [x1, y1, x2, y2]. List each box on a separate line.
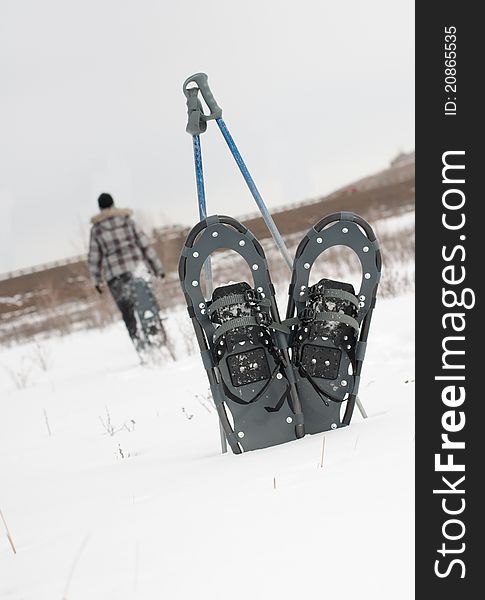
[87, 208, 163, 285]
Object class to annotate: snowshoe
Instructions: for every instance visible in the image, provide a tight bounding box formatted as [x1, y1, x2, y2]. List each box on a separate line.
[131, 278, 174, 360]
[286, 212, 381, 433]
[179, 215, 304, 453]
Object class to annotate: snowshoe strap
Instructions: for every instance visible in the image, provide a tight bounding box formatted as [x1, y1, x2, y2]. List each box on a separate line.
[312, 288, 360, 309]
[312, 312, 360, 332]
[213, 316, 262, 341]
[213, 316, 290, 341]
[282, 317, 300, 328]
[207, 293, 248, 316]
[208, 290, 271, 317]
[269, 322, 291, 334]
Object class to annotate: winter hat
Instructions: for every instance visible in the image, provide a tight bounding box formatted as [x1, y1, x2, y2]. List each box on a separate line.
[98, 193, 114, 210]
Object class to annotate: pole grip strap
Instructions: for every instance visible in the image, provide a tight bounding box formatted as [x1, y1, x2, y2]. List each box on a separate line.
[185, 87, 207, 136]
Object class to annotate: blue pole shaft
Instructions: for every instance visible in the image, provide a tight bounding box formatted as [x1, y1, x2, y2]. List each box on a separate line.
[192, 135, 213, 297]
[215, 118, 293, 271]
[192, 135, 227, 453]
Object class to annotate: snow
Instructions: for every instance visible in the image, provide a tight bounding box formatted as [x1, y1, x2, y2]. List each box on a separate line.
[373, 210, 415, 235]
[0, 294, 414, 599]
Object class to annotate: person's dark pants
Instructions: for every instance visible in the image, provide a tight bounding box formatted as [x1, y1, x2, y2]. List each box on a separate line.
[108, 273, 139, 344]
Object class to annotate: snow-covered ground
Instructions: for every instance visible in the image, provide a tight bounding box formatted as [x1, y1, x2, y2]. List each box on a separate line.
[0, 294, 414, 599]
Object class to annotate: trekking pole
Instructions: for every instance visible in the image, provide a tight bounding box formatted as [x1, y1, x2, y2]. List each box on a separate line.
[183, 73, 293, 272]
[191, 135, 214, 290]
[184, 84, 228, 454]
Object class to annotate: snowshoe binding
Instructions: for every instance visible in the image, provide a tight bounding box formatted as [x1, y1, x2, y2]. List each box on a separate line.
[286, 212, 381, 434]
[179, 215, 304, 453]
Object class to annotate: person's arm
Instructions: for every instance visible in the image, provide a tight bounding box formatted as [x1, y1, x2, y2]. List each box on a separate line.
[131, 220, 164, 276]
[87, 228, 103, 287]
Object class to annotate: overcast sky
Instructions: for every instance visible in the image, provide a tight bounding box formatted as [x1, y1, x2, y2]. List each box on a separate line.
[0, 0, 414, 273]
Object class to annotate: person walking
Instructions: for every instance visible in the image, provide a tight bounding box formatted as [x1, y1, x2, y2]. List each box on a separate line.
[88, 193, 165, 351]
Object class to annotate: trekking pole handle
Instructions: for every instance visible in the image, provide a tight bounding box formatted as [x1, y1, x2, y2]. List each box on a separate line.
[185, 88, 207, 135]
[183, 73, 223, 121]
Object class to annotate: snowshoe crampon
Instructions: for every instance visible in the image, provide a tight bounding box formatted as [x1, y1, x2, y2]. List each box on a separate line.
[179, 215, 304, 453]
[286, 212, 382, 434]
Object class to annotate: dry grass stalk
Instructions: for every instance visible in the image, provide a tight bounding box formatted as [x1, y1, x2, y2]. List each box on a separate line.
[43, 408, 52, 437]
[0, 508, 17, 554]
[320, 436, 326, 469]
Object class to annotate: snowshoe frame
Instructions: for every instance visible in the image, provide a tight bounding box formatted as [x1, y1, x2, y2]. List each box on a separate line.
[179, 215, 304, 453]
[286, 211, 382, 432]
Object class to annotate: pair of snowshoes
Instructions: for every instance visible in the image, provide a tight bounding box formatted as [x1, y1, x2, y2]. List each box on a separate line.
[179, 213, 381, 453]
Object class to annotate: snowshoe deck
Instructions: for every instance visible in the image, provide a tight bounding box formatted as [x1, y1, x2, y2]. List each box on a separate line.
[286, 212, 381, 434]
[179, 215, 304, 453]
